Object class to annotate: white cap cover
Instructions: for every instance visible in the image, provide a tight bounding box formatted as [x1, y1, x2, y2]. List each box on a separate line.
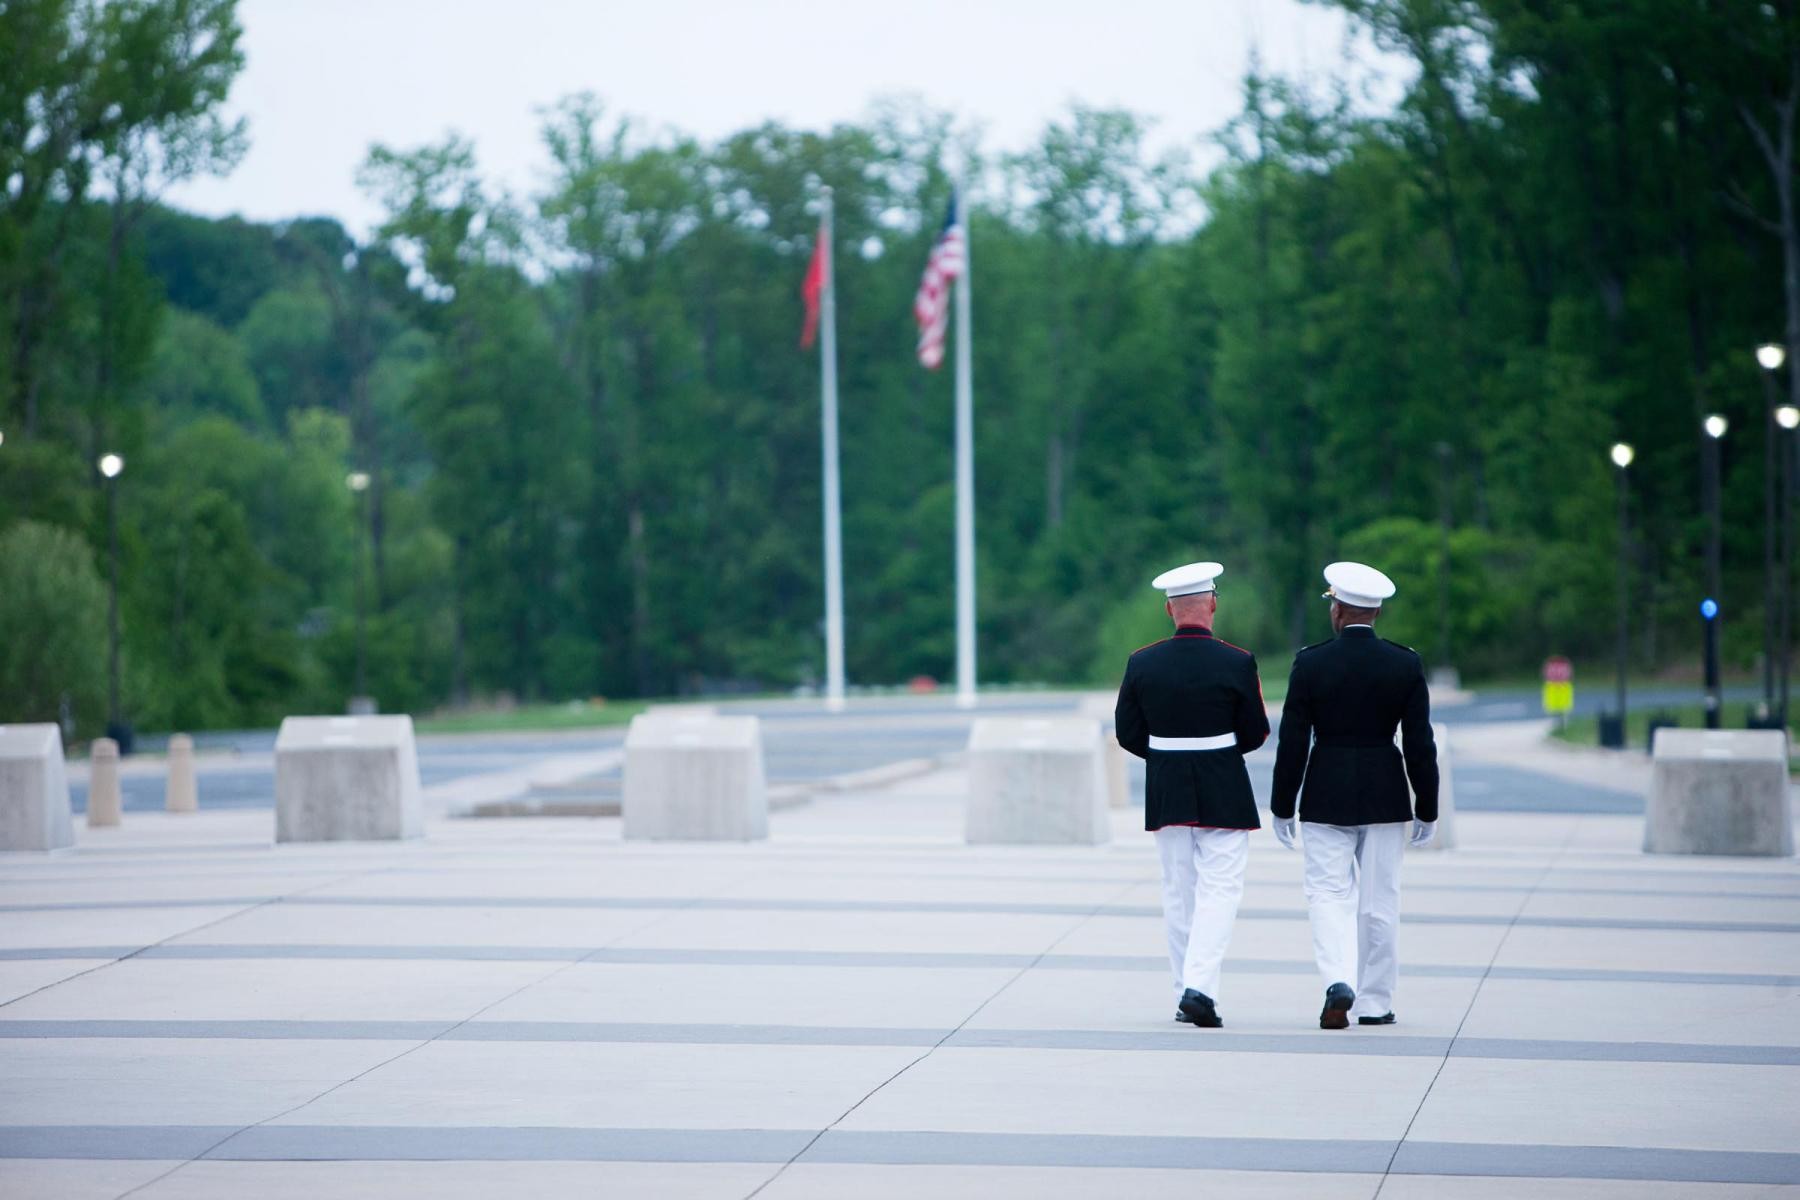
[1152, 561, 1223, 598]
[1322, 561, 1396, 609]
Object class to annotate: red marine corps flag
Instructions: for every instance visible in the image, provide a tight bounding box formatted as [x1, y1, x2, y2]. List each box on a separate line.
[913, 191, 965, 369]
[802, 189, 846, 709]
[800, 218, 827, 348]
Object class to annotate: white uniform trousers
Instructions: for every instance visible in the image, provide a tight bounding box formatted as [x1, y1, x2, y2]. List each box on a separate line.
[1302, 820, 1407, 1019]
[1154, 826, 1249, 1003]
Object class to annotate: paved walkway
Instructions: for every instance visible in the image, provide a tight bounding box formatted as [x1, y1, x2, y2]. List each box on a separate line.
[2, 765, 1798, 1198]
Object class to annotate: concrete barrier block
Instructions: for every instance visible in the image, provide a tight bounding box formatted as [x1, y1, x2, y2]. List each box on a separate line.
[165, 733, 197, 813]
[1647, 729, 1793, 857]
[275, 716, 422, 843]
[1078, 694, 1132, 810]
[86, 737, 121, 828]
[966, 717, 1110, 845]
[623, 714, 767, 841]
[0, 724, 73, 851]
[1410, 722, 1456, 851]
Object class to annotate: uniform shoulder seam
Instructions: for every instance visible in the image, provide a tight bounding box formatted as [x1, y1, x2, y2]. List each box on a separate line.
[1213, 638, 1254, 657]
[1382, 638, 1421, 656]
[1129, 637, 1171, 657]
[1295, 639, 1330, 655]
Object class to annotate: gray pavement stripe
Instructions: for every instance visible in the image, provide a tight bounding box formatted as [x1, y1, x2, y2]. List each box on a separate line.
[0, 947, 141, 961]
[0, 1020, 450, 1039]
[213, 1125, 812, 1162]
[2, 1019, 1795, 1067]
[0, 1125, 239, 1160]
[1391, 1140, 1800, 1185]
[1, 1125, 1793, 1182]
[5, 893, 1797, 935]
[805, 1131, 1396, 1173]
[4, 944, 1797, 988]
[5, 874, 1798, 906]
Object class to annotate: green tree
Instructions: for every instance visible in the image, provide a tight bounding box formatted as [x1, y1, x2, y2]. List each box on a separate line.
[0, 521, 108, 731]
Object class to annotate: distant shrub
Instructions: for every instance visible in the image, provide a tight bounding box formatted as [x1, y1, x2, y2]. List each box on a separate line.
[0, 521, 109, 734]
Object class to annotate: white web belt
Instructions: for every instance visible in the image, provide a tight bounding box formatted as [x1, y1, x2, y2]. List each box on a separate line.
[1147, 733, 1236, 751]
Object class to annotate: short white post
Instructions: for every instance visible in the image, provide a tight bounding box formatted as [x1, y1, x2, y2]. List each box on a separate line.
[0, 724, 75, 851]
[1646, 729, 1793, 856]
[275, 715, 423, 842]
[966, 717, 1110, 845]
[165, 733, 197, 813]
[623, 713, 768, 841]
[87, 737, 122, 828]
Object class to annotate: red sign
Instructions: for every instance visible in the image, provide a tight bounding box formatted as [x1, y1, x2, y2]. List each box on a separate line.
[1543, 656, 1573, 683]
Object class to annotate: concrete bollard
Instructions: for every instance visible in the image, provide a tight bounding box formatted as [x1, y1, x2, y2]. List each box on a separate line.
[1646, 729, 1793, 857]
[623, 713, 767, 841]
[1078, 694, 1132, 810]
[165, 733, 197, 813]
[0, 724, 74, 851]
[966, 717, 1110, 845]
[1410, 722, 1456, 851]
[87, 737, 122, 828]
[275, 715, 423, 842]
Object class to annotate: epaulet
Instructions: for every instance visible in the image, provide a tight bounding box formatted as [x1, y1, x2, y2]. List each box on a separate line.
[1295, 639, 1330, 655]
[1213, 637, 1254, 657]
[1383, 638, 1421, 656]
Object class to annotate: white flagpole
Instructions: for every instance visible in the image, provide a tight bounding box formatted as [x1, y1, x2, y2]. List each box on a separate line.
[820, 187, 847, 712]
[952, 184, 977, 709]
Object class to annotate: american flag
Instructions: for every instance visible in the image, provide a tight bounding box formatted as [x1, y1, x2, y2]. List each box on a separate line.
[913, 193, 964, 369]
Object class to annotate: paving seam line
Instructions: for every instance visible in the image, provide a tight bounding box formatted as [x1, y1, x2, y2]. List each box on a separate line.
[738, 870, 1154, 1200]
[1368, 810, 1585, 1200]
[0, 867, 374, 1017]
[109, 857, 776, 1200]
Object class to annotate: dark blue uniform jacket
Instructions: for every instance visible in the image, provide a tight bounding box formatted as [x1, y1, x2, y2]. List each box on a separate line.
[1114, 625, 1270, 831]
[1270, 625, 1439, 826]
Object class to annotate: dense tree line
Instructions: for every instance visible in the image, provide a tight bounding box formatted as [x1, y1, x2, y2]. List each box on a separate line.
[3, 0, 1798, 733]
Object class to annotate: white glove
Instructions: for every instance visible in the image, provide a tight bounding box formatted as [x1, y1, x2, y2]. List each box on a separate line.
[1409, 819, 1436, 848]
[1273, 816, 1297, 850]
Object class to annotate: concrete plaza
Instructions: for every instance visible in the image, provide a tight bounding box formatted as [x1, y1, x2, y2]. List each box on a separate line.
[2, 715, 1798, 1197]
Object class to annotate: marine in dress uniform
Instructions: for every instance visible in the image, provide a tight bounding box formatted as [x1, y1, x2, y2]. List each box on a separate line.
[1270, 561, 1439, 1029]
[1114, 562, 1270, 1029]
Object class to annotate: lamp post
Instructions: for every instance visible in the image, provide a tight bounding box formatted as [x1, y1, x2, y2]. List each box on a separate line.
[1759, 346, 1787, 717]
[346, 470, 371, 712]
[1702, 414, 1728, 729]
[1608, 442, 1634, 748]
[97, 452, 129, 752]
[1779, 401, 1799, 725]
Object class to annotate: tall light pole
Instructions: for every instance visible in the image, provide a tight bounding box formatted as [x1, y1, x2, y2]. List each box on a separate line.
[347, 471, 371, 711]
[1759, 345, 1787, 716]
[1779, 401, 1799, 725]
[1702, 414, 1728, 729]
[98, 452, 127, 752]
[1609, 442, 1634, 748]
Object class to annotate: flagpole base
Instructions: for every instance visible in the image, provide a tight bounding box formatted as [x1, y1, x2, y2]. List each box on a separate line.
[825, 694, 846, 714]
[955, 689, 977, 711]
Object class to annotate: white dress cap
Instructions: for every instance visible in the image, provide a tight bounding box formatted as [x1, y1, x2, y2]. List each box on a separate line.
[1322, 561, 1396, 609]
[1151, 561, 1223, 598]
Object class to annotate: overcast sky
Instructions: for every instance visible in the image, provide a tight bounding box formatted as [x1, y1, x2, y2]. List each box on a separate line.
[166, 0, 1409, 234]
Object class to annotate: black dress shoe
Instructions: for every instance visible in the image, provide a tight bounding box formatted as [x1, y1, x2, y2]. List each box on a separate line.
[1319, 982, 1355, 1030]
[1177, 988, 1223, 1028]
[1357, 1012, 1396, 1026]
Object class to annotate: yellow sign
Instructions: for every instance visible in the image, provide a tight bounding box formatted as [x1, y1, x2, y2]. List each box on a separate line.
[1542, 681, 1574, 715]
